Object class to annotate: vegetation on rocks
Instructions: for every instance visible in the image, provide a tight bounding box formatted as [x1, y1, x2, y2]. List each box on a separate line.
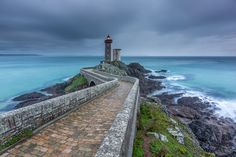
[133, 101, 214, 157]
[65, 74, 88, 93]
[97, 62, 127, 76]
[0, 129, 32, 152]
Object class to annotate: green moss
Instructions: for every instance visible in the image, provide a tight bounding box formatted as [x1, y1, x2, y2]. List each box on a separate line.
[133, 131, 144, 157]
[133, 101, 214, 157]
[0, 129, 33, 152]
[65, 75, 88, 93]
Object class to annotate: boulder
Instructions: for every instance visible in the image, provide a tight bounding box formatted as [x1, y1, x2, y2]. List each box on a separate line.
[148, 75, 166, 79]
[167, 127, 184, 144]
[13, 92, 45, 101]
[147, 132, 169, 142]
[156, 69, 168, 73]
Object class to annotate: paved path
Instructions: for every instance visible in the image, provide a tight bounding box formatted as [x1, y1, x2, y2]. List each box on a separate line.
[2, 81, 132, 157]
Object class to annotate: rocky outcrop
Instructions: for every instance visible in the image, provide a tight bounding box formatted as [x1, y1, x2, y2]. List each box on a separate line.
[41, 82, 69, 96]
[111, 61, 164, 97]
[148, 75, 166, 79]
[167, 127, 184, 144]
[147, 132, 168, 142]
[156, 69, 167, 73]
[154, 93, 236, 156]
[97, 62, 127, 76]
[13, 92, 45, 101]
[126, 62, 163, 96]
[13, 74, 85, 109]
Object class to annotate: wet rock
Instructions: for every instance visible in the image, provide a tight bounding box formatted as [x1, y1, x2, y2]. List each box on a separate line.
[163, 94, 236, 156]
[189, 119, 236, 155]
[127, 63, 151, 74]
[41, 82, 68, 96]
[177, 97, 211, 110]
[148, 75, 166, 79]
[13, 92, 45, 101]
[117, 62, 164, 97]
[156, 69, 167, 73]
[168, 105, 201, 122]
[155, 92, 183, 106]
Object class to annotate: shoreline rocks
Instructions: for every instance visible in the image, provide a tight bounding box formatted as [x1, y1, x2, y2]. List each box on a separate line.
[148, 75, 166, 79]
[153, 93, 236, 156]
[156, 69, 167, 73]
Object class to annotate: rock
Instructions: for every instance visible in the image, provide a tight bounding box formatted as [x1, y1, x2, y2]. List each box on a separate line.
[147, 132, 168, 142]
[156, 69, 167, 73]
[177, 97, 211, 110]
[41, 82, 69, 96]
[97, 63, 127, 76]
[113, 62, 164, 97]
[13, 92, 45, 101]
[189, 120, 236, 155]
[154, 93, 183, 106]
[14, 96, 51, 108]
[148, 75, 166, 79]
[167, 127, 185, 144]
[170, 118, 177, 124]
[127, 63, 151, 73]
[168, 105, 201, 122]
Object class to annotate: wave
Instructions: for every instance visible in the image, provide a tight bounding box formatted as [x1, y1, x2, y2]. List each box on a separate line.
[63, 76, 73, 81]
[167, 75, 186, 81]
[182, 90, 236, 120]
[150, 68, 236, 120]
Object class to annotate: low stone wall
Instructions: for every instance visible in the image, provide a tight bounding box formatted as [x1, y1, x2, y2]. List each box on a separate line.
[95, 76, 140, 157]
[80, 69, 115, 85]
[0, 71, 118, 143]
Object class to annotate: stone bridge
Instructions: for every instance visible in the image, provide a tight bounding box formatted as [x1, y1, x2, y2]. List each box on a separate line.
[0, 68, 140, 157]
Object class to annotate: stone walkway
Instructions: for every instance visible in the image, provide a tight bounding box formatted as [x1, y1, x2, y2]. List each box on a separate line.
[2, 81, 132, 157]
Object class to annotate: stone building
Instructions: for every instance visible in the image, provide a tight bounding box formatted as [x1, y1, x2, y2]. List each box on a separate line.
[104, 35, 122, 63]
[104, 35, 112, 63]
[113, 49, 121, 61]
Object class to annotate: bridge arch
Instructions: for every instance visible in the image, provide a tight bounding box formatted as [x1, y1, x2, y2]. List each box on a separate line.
[89, 81, 96, 86]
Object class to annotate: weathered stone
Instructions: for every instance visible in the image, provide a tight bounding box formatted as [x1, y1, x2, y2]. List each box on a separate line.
[147, 132, 168, 142]
[167, 127, 184, 144]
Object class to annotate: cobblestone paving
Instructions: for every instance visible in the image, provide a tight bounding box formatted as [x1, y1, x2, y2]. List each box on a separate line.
[2, 81, 132, 157]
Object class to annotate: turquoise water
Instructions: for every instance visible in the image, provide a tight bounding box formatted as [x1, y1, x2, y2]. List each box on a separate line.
[0, 56, 236, 118]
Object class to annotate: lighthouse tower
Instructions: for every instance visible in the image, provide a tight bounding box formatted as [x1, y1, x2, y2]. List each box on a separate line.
[104, 35, 112, 63]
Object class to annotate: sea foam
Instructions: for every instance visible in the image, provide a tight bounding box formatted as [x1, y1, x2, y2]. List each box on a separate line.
[167, 75, 186, 81]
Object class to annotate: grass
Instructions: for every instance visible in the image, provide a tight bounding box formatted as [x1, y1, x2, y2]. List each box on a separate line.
[0, 129, 33, 152]
[133, 101, 215, 157]
[65, 75, 88, 93]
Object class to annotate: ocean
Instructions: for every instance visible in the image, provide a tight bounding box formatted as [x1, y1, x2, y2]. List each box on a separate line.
[0, 56, 236, 119]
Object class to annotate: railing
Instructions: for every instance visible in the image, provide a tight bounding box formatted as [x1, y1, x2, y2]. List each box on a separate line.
[95, 76, 140, 157]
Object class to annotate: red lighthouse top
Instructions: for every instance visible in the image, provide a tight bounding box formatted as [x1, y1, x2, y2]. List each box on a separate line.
[104, 35, 112, 43]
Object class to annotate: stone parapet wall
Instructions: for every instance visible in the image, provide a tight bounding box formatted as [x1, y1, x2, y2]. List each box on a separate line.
[95, 76, 140, 157]
[0, 70, 118, 143]
[80, 69, 115, 85]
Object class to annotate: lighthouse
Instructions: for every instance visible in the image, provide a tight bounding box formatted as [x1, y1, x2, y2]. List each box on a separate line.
[104, 35, 112, 63]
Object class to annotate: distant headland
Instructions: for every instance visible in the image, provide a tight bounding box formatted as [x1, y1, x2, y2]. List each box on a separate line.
[0, 53, 40, 56]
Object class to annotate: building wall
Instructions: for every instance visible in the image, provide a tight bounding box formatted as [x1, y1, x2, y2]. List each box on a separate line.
[105, 43, 112, 62]
[113, 49, 121, 61]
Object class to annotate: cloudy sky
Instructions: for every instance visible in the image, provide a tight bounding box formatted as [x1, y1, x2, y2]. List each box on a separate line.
[0, 0, 236, 56]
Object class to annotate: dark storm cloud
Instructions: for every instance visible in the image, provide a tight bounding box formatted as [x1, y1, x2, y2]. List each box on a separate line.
[148, 0, 236, 37]
[0, 0, 236, 55]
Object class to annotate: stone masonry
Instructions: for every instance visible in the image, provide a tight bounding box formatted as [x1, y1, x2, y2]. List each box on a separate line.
[1, 81, 132, 157]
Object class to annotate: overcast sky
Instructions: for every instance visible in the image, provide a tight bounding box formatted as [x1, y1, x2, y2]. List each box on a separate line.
[0, 0, 236, 56]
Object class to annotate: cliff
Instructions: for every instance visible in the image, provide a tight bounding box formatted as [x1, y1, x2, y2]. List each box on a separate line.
[108, 61, 215, 157]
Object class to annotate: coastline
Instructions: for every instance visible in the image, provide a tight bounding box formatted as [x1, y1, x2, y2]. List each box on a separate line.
[145, 69, 236, 156]
[0, 73, 87, 111]
[1, 61, 236, 156]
